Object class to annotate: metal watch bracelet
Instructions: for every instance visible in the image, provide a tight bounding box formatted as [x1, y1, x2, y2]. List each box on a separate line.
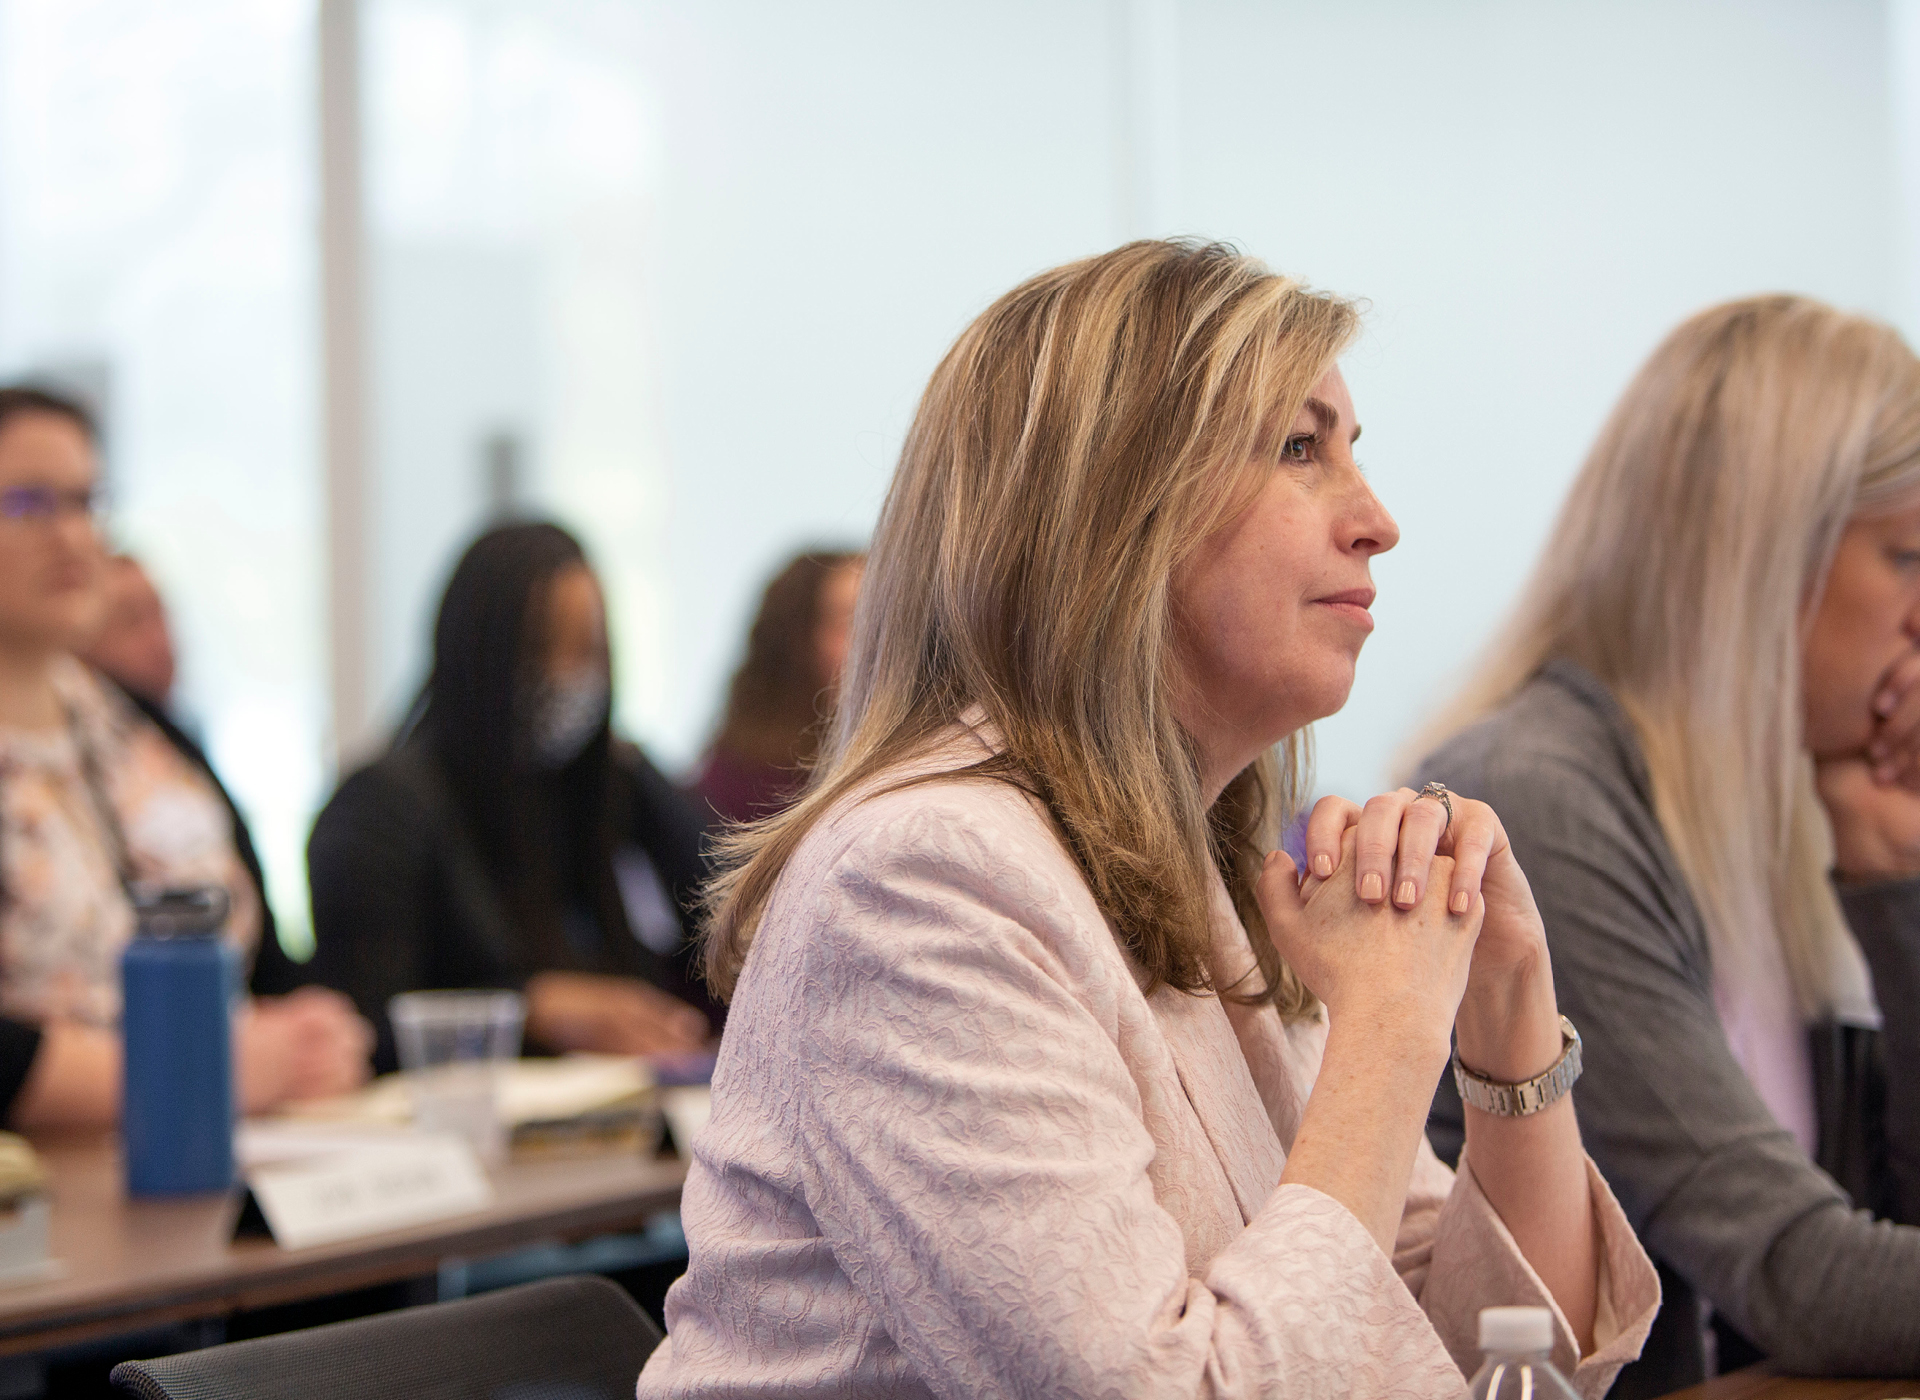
[1451, 1015, 1583, 1117]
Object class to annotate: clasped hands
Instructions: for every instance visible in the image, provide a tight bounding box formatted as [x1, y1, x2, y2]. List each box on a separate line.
[1255, 788, 1560, 1079]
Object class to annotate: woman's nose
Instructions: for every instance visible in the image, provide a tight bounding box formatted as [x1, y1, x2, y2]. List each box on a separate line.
[52, 510, 98, 559]
[1347, 480, 1400, 557]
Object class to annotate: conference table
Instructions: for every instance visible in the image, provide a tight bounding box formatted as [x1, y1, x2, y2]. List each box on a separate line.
[1660, 1369, 1920, 1399]
[12, 1132, 1914, 1393]
[0, 1131, 686, 1358]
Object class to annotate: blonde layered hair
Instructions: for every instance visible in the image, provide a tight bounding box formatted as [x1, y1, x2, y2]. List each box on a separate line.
[1417, 296, 1920, 1015]
[703, 240, 1360, 1017]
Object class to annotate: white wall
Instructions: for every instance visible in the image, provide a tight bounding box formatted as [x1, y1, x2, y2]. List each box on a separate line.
[366, 0, 1901, 804]
[642, 0, 1123, 765]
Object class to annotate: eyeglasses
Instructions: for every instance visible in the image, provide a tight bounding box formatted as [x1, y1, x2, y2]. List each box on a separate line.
[0, 484, 105, 526]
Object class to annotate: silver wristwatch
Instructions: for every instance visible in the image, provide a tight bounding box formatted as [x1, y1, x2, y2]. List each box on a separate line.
[1452, 1016, 1583, 1117]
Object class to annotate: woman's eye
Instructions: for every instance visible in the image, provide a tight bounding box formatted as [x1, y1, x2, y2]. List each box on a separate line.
[1282, 434, 1314, 462]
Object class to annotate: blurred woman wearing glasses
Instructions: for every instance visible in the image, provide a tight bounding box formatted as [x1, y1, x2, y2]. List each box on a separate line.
[0, 386, 371, 1128]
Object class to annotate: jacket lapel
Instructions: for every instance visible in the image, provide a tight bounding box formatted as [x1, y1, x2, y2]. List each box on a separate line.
[1203, 874, 1318, 1154]
[1147, 922, 1290, 1222]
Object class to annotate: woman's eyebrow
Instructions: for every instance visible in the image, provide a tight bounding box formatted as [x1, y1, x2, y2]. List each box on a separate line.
[1303, 397, 1361, 444]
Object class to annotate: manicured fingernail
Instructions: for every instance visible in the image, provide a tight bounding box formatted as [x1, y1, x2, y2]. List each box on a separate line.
[1313, 853, 1333, 879]
[1264, 849, 1283, 867]
[1360, 872, 1383, 902]
[1451, 890, 1470, 914]
[1395, 880, 1416, 906]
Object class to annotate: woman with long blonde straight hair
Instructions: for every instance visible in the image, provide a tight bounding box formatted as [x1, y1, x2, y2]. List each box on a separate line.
[637, 240, 1658, 1398]
[1417, 295, 1920, 1388]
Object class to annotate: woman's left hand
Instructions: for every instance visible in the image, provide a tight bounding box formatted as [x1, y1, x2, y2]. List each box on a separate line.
[1817, 756, 1920, 882]
[1300, 788, 1549, 1003]
[1818, 649, 1920, 880]
[1864, 649, 1920, 791]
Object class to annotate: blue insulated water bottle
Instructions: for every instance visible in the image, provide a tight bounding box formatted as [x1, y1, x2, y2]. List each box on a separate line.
[121, 886, 239, 1196]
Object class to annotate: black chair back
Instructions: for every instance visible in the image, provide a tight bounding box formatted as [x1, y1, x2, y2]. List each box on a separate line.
[110, 1274, 664, 1400]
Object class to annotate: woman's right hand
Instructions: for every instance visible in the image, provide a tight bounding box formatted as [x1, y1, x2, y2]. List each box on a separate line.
[524, 971, 711, 1056]
[1263, 823, 1484, 1254]
[1257, 825, 1481, 1066]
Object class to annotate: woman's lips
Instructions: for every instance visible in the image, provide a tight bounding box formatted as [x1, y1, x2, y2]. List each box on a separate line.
[1315, 588, 1375, 629]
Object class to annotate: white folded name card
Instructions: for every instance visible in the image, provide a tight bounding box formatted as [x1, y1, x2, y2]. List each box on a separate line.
[243, 1135, 494, 1250]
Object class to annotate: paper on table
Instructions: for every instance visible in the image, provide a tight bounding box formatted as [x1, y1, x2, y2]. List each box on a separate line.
[270, 1054, 656, 1130]
[236, 1120, 427, 1168]
[498, 1055, 653, 1125]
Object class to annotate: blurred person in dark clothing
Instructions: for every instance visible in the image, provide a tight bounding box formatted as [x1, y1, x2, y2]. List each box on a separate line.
[308, 521, 718, 1073]
[690, 549, 863, 825]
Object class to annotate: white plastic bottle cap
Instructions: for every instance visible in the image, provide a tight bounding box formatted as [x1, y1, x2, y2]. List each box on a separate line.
[1479, 1306, 1553, 1353]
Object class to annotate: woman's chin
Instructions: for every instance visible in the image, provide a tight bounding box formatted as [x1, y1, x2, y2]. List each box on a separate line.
[1300, 660, 1360, 723]
[1264, 679, 1356, 739]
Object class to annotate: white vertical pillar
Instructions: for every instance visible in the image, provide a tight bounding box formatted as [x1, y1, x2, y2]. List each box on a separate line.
[1892, 0, 1920, 346]
[320, 0, 372, 770]
[1114, 0, 1182, 241]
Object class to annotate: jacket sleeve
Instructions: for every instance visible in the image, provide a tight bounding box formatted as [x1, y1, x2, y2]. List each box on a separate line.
[1392, 1134, 1659, 1396]
[785, 805, 1478, 1400]
[1838, 875, 1920, 1226]
[612, 743, 724, 1032]
[1432, 748, 1920, 1375]
[618, 742, 714, 905]
[305, 762, 442, 1073]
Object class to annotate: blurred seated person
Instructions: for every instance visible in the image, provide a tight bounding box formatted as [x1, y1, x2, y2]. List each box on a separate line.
[1418, 299, 1920, 1383]
[307, 521, 720, 1073]
[82, 554, 175, 708]
[691, 549, 863, 824]
[0, 385, 372, 1128]
[81, 551, 306, 996]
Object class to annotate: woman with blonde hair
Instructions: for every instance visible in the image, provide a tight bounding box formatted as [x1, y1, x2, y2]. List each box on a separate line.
[1417, 295, 1920, 1389]
[637, 241, 1657, 1397]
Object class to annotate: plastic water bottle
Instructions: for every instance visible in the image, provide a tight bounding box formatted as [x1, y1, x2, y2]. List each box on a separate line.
[1469, 1306, 1580, 1400]
[122, 886, 239, 1196]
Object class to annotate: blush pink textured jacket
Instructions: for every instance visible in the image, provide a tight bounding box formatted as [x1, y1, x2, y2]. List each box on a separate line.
[639, 733, 1660, 1398]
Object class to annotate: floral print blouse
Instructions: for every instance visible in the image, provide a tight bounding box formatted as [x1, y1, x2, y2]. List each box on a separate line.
[0, 658, 259, 1026]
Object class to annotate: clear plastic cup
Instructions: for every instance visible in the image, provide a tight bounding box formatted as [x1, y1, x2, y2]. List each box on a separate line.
[387, 991, 526, 1165]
